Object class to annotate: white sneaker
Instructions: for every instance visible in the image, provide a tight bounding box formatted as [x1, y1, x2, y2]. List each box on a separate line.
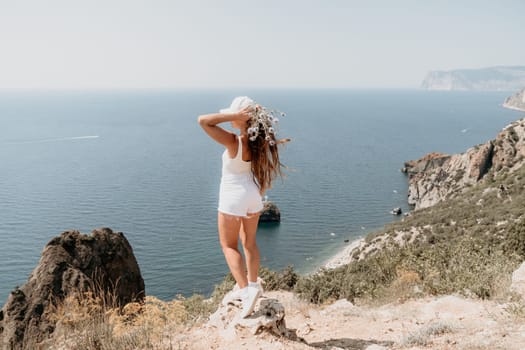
[225, 280, 264, 306]
[221, 288, 243, 306]
[240, 286, 261, 318]
[233, 277, 264, 295]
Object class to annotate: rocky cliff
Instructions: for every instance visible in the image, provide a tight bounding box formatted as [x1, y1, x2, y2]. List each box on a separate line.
[405, 118, 525, 209]
[0, 228, 145, 350]
[421, 66, 525, 91]
[504, 88, 525, 112]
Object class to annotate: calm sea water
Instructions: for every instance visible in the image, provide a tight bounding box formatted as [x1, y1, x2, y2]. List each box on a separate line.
[0, 89, 522, 303]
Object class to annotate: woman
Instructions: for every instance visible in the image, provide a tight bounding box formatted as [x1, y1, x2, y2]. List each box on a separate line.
[198, 96, 286, 318]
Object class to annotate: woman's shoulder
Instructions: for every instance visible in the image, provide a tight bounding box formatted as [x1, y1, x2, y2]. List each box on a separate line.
[221, 132, 238, 146]
[224, 133, 240, 158]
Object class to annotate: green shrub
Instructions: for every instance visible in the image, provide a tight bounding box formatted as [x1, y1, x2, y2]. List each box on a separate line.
[258, 265, 299, 291]
[401, 236, 520, 298]
[295, 249, 403, 303]
[501, 218, 525, 259]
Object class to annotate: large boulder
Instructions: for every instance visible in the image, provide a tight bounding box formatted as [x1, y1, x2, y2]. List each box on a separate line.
[259, 201, 281, 222]
[206, 292, 299, 342]
[0, 228, 145, 350]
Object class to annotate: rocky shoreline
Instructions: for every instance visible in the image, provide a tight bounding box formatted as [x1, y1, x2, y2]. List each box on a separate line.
[322, 97, 525, 271]
[321, 225, 424, 271]
[503, 88, 525, 112]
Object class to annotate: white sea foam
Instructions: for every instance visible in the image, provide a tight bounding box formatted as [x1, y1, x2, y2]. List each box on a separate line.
[6, 135, 99, 145]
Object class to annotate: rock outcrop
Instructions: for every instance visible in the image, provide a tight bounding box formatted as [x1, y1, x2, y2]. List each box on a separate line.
[421, 66, 525, 91]
[405, 118, 525, 209]
[0, 228, 145, 350]
[207, 295, 299, 341]
[190, 286, 302, 349]
[511, 261, 525, 300]
[504, 88, 525, 112]
[260, 201, 281, 222]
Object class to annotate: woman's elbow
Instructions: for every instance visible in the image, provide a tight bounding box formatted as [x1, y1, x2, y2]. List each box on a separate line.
[198, 114, 215, 128]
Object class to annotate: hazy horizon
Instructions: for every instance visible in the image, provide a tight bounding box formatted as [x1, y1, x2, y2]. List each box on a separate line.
[1, 0, 523, 90]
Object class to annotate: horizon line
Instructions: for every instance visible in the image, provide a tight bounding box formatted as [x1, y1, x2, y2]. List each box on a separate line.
[0, 86, 427, 92]
[0, 87, 521, 93]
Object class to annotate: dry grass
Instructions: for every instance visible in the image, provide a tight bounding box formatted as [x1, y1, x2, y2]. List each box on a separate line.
[401, 321, 454, 347]
[46, 289, 206, 350]
[43, 264, 303, 349]
[504, 300, 525, 320]
[373, 268, 424, 304]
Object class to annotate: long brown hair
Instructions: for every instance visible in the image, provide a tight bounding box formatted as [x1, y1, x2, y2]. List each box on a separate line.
[247, 124, 285, 193]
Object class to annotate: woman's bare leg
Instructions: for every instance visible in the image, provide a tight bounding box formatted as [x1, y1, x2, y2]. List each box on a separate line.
[218, 212, 248, 288]
[240, 213, 260, 283]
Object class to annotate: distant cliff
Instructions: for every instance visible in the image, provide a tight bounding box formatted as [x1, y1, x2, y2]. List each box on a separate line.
[421, 66, 525, 91]
[504, 88, 525, 112]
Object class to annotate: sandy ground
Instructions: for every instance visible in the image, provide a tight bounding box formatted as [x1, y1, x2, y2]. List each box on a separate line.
[170, 291, 525, 350]
[321, 237, 365, 270]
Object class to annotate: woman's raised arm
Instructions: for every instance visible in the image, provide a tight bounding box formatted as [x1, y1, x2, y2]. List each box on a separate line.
[197, 106, 253, 146]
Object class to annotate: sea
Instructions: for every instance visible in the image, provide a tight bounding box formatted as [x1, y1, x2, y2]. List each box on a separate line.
[0, 89, 523, 304]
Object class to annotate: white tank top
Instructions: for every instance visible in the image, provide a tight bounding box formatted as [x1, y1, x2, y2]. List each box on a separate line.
[221, 135, 251, 177]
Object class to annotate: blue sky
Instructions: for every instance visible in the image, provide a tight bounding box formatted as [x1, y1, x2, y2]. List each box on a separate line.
[0, 0, 523, 89]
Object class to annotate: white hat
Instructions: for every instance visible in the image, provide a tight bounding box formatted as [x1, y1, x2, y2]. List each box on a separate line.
[219, 96, 255, 114]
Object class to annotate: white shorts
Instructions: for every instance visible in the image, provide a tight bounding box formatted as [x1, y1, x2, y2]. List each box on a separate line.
[218, 174, 263, 217]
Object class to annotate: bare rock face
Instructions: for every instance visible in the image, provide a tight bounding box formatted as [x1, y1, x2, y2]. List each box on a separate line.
[405, 118, 525, 210]
[205, 292, 299, 343]
[0, 228, 145, 350]
[404, 147, 489, 210]
[492, 121, 525, 172]
[504, 88, 525, 112]
[511, 261, 525, 299]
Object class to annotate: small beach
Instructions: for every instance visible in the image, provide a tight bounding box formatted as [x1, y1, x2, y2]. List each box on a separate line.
[320, 237, 366, 270]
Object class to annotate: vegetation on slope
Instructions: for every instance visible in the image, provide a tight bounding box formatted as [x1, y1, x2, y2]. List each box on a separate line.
[295, 164, 525, 304]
